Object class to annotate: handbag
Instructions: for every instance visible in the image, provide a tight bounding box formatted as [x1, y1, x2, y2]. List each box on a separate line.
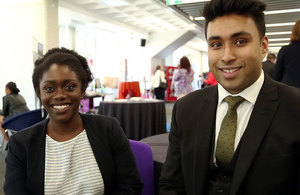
[159, 76, 167, 89]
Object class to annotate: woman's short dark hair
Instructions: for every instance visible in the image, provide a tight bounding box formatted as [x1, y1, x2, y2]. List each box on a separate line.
[32, 47, 93, 97]
[6, 82, 20, 94]
[180, 56, 191, 72]
[202, 0, 266, 39]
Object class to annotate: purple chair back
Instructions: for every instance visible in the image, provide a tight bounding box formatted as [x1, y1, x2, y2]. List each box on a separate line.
[129, 140, 155, 195]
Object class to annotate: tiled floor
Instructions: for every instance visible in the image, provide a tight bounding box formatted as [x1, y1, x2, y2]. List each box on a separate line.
[0, 102, 174, 195]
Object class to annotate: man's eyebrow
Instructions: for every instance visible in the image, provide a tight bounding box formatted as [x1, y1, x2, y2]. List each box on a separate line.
[231, 31, 251, 38]
[207, 36, 221, 42]
[207, 31, 252, 42]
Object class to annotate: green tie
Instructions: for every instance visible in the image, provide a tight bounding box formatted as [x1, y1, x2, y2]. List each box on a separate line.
[216, 96, 244, 167]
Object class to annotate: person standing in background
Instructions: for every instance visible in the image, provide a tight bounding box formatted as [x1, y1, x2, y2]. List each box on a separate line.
[273, 20, 300, 88]
[262, 53, 276, 78]
[151, 65, 167, 100]
[171, 56, 194, 98]
[0, 82, 29, 124]
[204, 71, 218, 86]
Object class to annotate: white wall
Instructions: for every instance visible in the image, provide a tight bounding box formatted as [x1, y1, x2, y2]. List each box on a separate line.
[59, 11, 152, 90]
[0, 0, 47, 110]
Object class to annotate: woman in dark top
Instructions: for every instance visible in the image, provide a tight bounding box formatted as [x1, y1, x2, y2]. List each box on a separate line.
[0, 82, 29, 124]
[4, 47, 143, 194]
[273, 20, 300, 88]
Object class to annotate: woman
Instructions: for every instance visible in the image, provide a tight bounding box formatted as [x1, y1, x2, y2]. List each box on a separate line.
[151, 65, 166, 100]
[273, 20, 300, 88]
[0, 82, 29, 124]
[172, 56, 194, 98]
[4, 48, 143, 194]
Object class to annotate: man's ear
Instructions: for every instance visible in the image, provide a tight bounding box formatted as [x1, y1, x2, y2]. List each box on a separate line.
[261, 36, 269, 60]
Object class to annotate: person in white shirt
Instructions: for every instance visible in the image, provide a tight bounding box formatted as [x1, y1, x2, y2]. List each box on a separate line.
[151, 65, 167, 100]
[159, 0, 300, 194]
[4, 47, 143, 194]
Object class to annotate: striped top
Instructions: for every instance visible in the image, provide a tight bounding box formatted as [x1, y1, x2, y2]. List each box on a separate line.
[44, 130, 104, 195]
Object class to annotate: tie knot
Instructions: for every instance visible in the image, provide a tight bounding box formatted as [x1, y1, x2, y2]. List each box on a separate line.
[224, 96, 244, 110]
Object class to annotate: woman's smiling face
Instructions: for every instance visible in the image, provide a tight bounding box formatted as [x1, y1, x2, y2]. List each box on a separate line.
[39, 63, 83, 124]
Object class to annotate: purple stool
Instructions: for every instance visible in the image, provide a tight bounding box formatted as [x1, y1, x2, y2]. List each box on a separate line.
[129, 140, 155, 195]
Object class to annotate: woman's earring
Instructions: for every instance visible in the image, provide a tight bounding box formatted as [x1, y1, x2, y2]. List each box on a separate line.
[41, 105, 45, 118]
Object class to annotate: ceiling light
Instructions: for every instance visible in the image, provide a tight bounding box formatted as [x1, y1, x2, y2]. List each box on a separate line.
[0, 0, 38, 3]
[269, 38, 290, 42]
[266, 31, 292, 35]
[166, 0, 210, 5]
[194, 17, 205, 21]
[269, 43, 289, 46]
[266, 22, 295, 27]
[103, 0, 128, 7]
[264, 8, 300, 15]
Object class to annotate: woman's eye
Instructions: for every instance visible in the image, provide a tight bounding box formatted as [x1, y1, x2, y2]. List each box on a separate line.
[65, 85, 75, 91]
[44, 87, 54, 93]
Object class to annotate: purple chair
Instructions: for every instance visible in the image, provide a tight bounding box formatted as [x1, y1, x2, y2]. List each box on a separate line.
[129, 140, 155, 195]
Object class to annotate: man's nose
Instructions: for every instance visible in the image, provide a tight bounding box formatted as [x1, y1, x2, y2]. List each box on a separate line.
[221, 45, 236, 63]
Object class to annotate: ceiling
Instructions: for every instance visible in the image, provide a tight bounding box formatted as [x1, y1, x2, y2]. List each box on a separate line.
[59, 0, 206, 51]
[169, 0, 300, 50]
[59, 0, 201, 35]
[59, 0, 300, 52]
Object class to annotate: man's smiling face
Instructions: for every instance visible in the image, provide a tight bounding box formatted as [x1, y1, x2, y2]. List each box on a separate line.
[207, 14, 268, 94]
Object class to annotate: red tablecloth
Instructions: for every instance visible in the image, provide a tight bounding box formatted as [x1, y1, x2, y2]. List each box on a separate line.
[118, 81, 141, 99]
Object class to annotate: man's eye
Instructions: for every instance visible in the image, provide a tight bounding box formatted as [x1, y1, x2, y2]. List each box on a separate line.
[235, 39, 247, 45]
[44, 87, 54, 93]
[210, 42, 222, 49]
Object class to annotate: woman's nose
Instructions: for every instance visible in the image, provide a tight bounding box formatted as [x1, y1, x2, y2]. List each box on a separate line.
[54, 88, 66, 100]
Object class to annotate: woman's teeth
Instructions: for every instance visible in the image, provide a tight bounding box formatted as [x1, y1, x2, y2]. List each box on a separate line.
[53, 105, 69, 110]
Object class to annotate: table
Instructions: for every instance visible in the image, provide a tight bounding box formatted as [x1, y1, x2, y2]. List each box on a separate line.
[80, 91, 104, 113]
[140, 133, 169, 195]
[99, 99, 166, 140]
[118, 81, 141, 99]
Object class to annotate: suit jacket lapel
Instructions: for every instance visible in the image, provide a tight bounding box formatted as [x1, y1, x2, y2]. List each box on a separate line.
[231, 76, 280, 194]
[193, 86, 218, 193]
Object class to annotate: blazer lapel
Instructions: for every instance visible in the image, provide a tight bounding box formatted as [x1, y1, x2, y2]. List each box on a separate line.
[29, 119, 48, 194]
[231, 76, 280, 194]
[192, 87, 218, 193]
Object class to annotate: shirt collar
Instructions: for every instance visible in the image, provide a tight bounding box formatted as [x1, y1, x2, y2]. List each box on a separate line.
[218, 71, 264, 105]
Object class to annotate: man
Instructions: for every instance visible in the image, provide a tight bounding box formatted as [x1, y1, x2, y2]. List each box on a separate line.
[159, 0, 300, 194]
[262, 53, 276, 78]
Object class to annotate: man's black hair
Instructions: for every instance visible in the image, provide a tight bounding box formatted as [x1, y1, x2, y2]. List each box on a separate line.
[202, 0, 266, 39]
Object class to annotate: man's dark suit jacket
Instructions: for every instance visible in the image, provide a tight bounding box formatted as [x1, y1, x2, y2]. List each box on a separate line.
[262, 60, 275, 78]
[4, 114, 143, 195]
[159, 75, 300, 195]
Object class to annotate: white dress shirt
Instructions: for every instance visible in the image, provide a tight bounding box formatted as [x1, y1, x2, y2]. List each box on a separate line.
[213, 71, 265, 163]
